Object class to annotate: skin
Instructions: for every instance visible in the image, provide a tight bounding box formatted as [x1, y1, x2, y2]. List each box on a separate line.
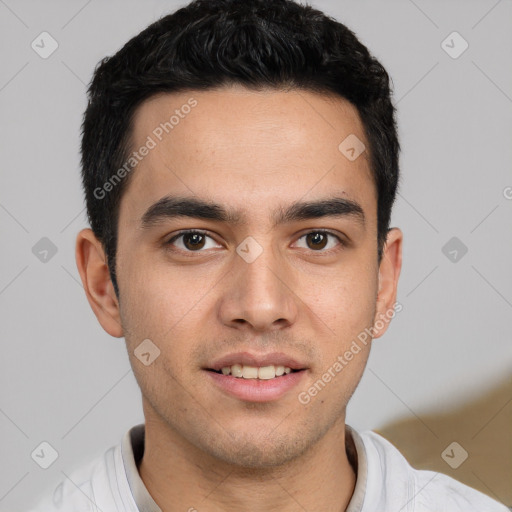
[76, 84, 402, 511]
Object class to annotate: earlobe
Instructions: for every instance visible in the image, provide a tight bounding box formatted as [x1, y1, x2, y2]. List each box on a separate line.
[372, 227, 403, 339]
[75, 228, 124, 338]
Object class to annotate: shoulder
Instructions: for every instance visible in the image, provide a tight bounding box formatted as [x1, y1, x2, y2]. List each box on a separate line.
[26, 445, 118, 512]
[358, 430, 509, 512]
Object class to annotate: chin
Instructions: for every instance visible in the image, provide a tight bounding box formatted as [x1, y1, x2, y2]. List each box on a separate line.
[200, 424, 324, 470]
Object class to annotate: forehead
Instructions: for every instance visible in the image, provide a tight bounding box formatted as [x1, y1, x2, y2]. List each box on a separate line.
[120, 85, 376, 226]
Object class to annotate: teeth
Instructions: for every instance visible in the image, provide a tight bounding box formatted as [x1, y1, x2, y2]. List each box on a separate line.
[231, 364, 243, 377]
[219, 364, 293, 379]
[258, 366, 275, 380]
[242, 366, 258, 379]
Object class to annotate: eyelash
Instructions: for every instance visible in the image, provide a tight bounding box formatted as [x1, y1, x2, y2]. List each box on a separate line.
[165, 229, 345, 254]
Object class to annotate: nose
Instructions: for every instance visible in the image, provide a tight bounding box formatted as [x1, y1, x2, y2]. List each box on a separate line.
[217, 241, 298, 333]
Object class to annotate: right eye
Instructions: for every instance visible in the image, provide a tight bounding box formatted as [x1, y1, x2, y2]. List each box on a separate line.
[165, 230, 222, 252]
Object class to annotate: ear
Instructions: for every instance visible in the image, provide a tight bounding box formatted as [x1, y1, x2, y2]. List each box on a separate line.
[372, 227, 403, 339]
[75, 228, 123, 338]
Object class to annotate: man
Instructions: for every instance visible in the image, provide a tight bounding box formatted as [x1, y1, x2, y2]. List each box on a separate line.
[28, 0, 509, 510]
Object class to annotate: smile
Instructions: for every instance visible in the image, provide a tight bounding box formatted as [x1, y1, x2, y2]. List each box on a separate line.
[213, 364, 294, 379]
[206, 367, 306, 402]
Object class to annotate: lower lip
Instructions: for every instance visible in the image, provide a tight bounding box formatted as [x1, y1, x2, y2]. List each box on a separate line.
[205, 370, 306, 402]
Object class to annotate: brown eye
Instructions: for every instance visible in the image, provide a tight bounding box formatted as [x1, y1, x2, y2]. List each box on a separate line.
[166, 230, 221, 252]
[306, 232, 328, 250]
[294, 230, 343, 252]
[182, 232, 206, 250]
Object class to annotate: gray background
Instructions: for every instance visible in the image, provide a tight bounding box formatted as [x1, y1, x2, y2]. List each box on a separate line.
[1, 0, 511, 510]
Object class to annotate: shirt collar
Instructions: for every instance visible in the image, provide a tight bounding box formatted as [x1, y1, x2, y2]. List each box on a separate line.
[122, 424, 162, 512]
[345, 424, 368, 512]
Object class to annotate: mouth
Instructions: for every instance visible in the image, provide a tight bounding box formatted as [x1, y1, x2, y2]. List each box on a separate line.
[207, 364, 300, 380]
[204, 352, 308, 402]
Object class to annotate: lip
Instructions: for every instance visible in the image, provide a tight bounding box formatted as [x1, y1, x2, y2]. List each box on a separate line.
[205, 369, 306, 402]
[206, 351, 307, 372]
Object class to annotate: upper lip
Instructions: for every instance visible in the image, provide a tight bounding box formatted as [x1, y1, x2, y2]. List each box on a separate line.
[207, 351, 307, 371]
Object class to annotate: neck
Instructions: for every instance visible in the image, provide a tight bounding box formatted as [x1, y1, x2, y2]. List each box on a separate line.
[138, 415, 357, 512]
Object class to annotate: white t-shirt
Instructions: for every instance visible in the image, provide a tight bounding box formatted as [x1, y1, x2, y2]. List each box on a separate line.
[27, 423, 509, 512]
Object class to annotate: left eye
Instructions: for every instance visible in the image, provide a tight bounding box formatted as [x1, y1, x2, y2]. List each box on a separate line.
[294, 231, 342, 251]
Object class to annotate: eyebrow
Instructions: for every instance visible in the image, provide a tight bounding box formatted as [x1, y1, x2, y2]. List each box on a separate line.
[140, 195, 365, 229]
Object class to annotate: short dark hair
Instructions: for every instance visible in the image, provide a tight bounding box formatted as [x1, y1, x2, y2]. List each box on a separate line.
[81, 0, 400, 299]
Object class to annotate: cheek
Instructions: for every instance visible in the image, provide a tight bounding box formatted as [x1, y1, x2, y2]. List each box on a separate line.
[118, 249, 204, 337]
[300, 258, 378, 340]
[117, 252, 217, 389]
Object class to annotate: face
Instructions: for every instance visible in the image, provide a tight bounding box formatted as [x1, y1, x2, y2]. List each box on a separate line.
[79, 85, 402, 468]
